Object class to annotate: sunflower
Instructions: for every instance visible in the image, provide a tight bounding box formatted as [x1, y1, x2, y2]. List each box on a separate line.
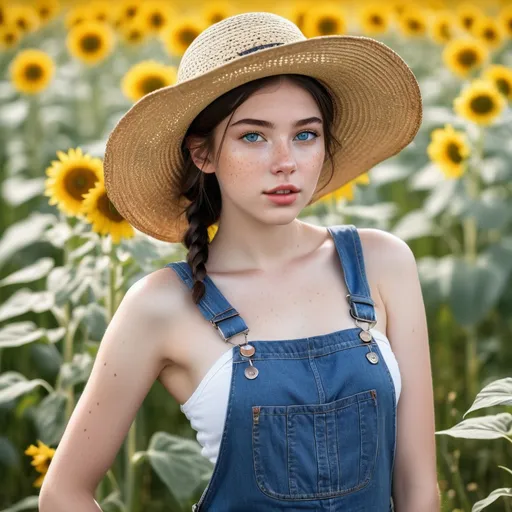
[498, 5, 512, 37]
[429, 11, 457, 44]
[208, 223, 218, 242]
[138, 0, 173, 34]
[427, 124, 470, 179]
[5, 4, 41, 34]
[320, 173, 370, 204]
[287, 1, 311, 32]
[456, 3, 483, 33]
[472, 16, 505, 49]
[396, 6, 427, 37]
[202, 1, 235, 27]
[66, 20, 115, 65]
[454, 79, 506, 126]
[121, 60, 177, 102]
[0, 24, 23, 49]
[115, 0, 140, 25]
[9, 49, 55, 95]
[44, 147, 103, 216]
[442, 38, 488, 78]
[302, 4, 346, 37]
[358, 4, 392, 36]
[117, 16, 151, 46]
[482, 64, 512, 101]
[63, 5, 89, 29]
[33, 0, 61, 23]
[81, 178, 135, 244]
[161, 16, 206, 57]
[25, 440, 55, 488]
[88, 0, 112, 25]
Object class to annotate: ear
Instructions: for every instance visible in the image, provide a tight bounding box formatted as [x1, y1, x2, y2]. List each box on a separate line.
[185, 136, 215, 174]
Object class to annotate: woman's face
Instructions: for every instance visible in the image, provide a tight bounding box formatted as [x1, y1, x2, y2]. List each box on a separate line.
[193, 78, 326, 228]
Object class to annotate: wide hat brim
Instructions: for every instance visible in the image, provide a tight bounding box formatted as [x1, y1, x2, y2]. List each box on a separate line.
[104, 34, 422, 243]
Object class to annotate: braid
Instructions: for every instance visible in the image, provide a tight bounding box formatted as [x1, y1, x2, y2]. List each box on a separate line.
[182, 172, 221, 304]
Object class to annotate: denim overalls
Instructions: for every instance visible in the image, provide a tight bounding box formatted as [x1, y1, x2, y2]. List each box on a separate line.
[166, 224, 397, 511]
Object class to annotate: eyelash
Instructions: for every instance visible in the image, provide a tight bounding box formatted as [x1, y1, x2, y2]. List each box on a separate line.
[239, 130, 320, 142]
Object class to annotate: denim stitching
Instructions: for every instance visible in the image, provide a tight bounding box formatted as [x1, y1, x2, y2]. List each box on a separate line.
[357, 399, 362, 484]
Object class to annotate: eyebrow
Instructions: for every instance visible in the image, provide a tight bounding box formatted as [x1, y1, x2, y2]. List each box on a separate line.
[229, 116, 323, 129]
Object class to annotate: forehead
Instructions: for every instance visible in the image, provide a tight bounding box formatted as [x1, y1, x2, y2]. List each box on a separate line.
[233, 79, 321, 118]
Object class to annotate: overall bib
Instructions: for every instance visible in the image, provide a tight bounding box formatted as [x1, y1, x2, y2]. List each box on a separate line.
[166, 224, 397, 512]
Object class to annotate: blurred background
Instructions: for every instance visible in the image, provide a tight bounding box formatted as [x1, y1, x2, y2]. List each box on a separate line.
[0, 0, 511, 510]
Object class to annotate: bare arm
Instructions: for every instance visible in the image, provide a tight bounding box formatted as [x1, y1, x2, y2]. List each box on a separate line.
[360, 228, 440, 511]
[39, 271, 172, 511]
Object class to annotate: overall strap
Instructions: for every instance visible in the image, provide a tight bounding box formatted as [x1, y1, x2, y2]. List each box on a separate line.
[326, 225, 376, 326]
[165, 261, 249, 343]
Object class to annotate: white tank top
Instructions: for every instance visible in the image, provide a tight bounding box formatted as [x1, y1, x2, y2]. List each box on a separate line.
[180, 328, 401, 465]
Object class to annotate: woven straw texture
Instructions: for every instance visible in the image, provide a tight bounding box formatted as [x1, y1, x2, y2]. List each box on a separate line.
[104, 12, 423, 243]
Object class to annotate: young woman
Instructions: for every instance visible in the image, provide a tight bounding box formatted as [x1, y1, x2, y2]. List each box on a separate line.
[39, 12, 439, 512]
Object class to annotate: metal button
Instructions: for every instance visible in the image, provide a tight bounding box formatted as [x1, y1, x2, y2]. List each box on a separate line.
[240, 344, 255, 357]
[366, 351, 379, 364]
[359, 330, 373, 342]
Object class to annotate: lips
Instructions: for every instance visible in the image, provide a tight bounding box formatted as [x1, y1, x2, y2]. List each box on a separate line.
[263, 184, 301, 194]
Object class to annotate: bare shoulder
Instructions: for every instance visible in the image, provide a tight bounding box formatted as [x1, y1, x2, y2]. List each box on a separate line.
[356, 227, 417, 297]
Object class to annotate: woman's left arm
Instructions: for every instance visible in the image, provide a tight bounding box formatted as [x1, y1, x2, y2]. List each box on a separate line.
[360, 228, 441, 512]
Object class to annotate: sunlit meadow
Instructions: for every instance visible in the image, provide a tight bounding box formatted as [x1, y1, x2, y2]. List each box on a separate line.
[0, 0, 511, 511]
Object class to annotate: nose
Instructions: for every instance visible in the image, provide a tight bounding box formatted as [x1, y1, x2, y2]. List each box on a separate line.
[270, 138, 296, 176]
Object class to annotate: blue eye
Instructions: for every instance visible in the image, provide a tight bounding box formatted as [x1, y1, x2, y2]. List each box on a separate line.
[242, 132, 263, 142]
[295, 131, 317, 141]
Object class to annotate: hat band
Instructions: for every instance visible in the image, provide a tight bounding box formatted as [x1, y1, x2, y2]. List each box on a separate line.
[238, 42, 284, 56]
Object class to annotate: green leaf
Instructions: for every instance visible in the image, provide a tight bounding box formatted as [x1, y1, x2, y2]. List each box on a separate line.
[1, 176, 45, 207]
[0, 213, 55, 269]
[33, 391, 67, 446]
[392, 210, 439, 240]
[0, 495, 40, 512]
[435, 412, 512, 441]
[338, 203, 397, 223]
[0, 289, 55, 322]
[136, 432, 213, 505]
[59, 352, 94, 388]
[100, 490, 126, 512]
[0, 258, 55, 287]
[0, 372, 52, 407]
[0, 322, 46, 348]
[460, 192, 512, 230]
[471, 488, 512, 512]
[423, 178, 461, 218]
[463, 378, 512, 418]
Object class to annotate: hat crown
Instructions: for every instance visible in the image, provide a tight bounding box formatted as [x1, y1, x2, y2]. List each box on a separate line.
[177, 12, 306, 83]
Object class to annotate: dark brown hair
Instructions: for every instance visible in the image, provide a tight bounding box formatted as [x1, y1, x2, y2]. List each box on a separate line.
[178, 74, 341, 304]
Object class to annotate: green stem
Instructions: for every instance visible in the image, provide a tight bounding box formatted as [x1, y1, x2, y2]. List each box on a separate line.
[26, 95, 43, 178]
[462, 127, 484, 403]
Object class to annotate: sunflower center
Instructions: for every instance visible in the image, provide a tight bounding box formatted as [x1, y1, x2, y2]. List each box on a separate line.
[210, 13, 225, 24]
[81, 34, 102, 53]
[457, 48, 477, 68]
[64, 167, 99, 201]
[446, 142, 463, 163]
[140, 75, 167, 94]
[483, 28, 496, 41]
[5, 32, 15, 44]
[496, 78, 510, 96]
[318, 17, 339, 34]
[440, 23, 451, 39]
[462, 16, 474, 29]
[469, 94, 494, 114]
[150, 12, 164, 27]
[16, 18, 28, 31]
[407, 18, 422, 32]
[98, 193, 124, 222]
[126, 7, 137, 18]
[24, 64, 43, 81]
[96, 13, 107, 22]
[40, 7, 49, 19]
[179, 27, 198, 45]
[370, 15, 383, 26]
[128, 29, 142, 41]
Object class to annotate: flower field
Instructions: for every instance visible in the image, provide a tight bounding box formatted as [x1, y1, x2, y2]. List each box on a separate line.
[0, 0, 511, 511]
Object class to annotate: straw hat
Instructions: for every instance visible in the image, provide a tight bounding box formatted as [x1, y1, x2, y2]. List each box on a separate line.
[104, 11, 422, 243]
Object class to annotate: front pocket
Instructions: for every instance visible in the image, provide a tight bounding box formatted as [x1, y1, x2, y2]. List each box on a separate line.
[252, 389, 379, 500]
